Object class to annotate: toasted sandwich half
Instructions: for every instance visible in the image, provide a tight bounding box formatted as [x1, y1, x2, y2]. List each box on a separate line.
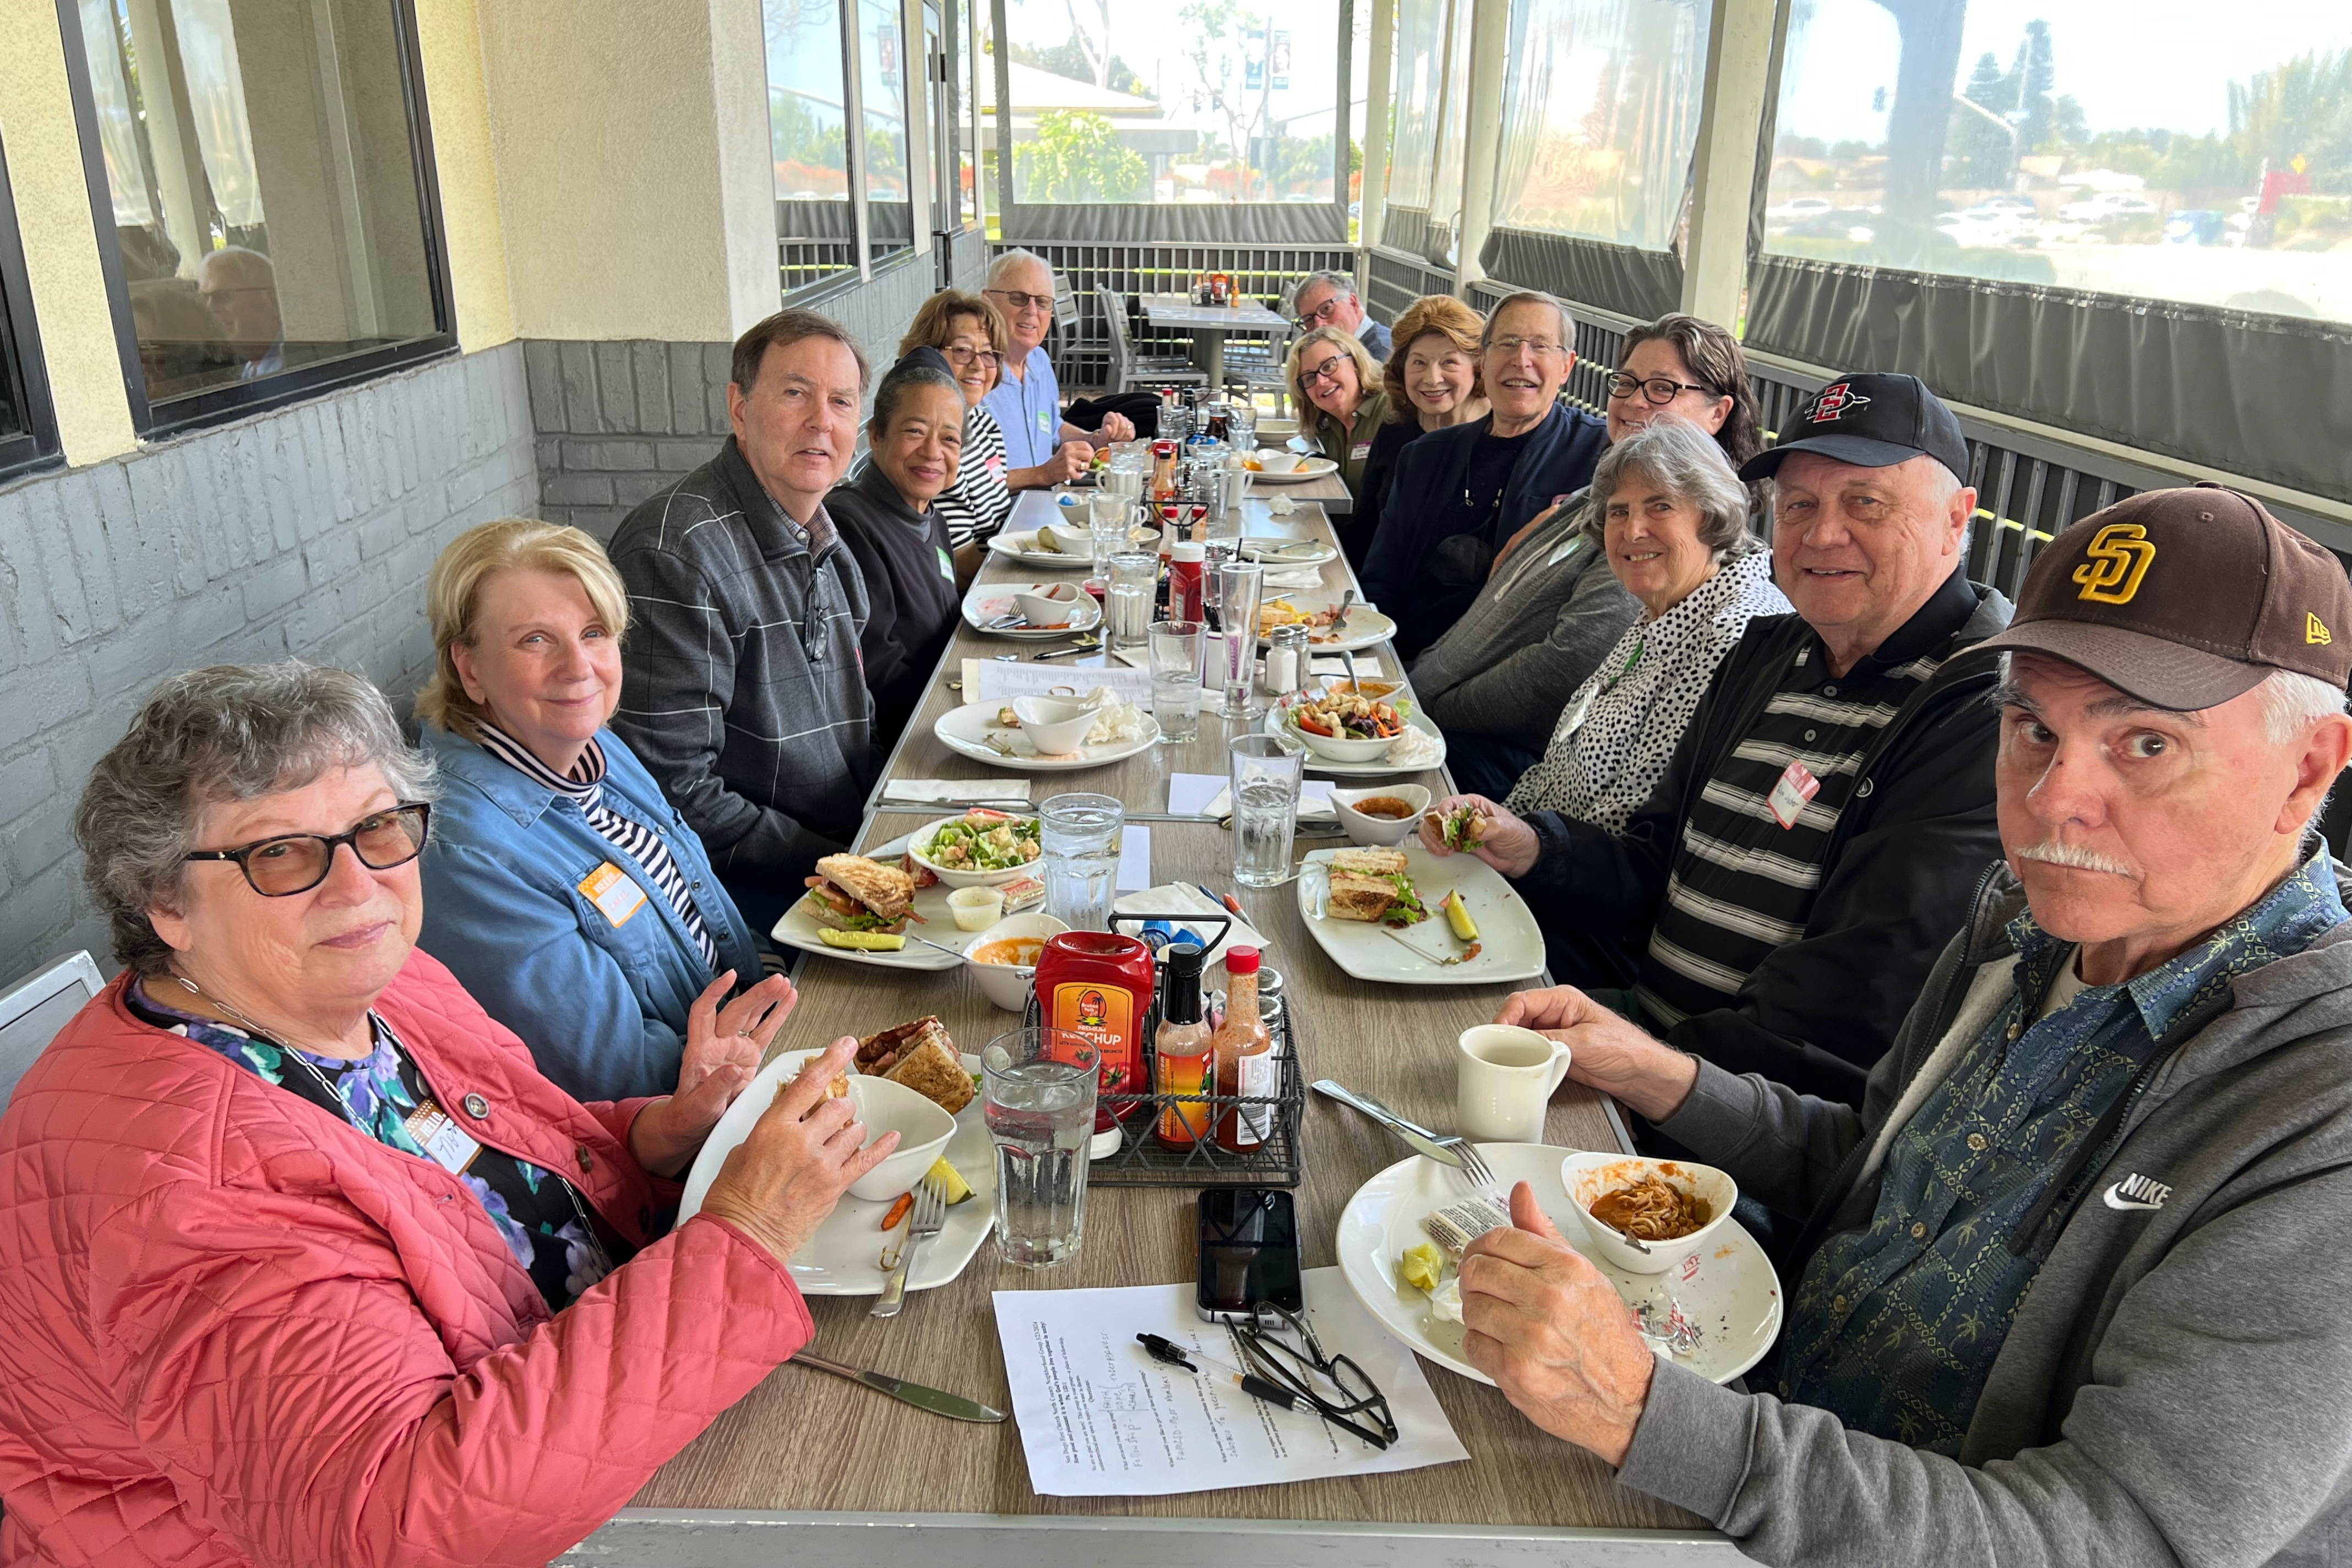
[857, 1016, 972, 1114]
[801, 854, 916, 934]
[1330, 847, 1409, 879]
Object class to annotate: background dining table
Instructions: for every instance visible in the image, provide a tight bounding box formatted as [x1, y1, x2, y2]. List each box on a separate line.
[1138, 293, 1289, 389]
[562, 489, 1737, 1567]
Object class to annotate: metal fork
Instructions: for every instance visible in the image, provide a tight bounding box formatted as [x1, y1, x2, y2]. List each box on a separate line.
[1313, 1081, 1499, 1190]
[872, 1177, 948, 1319]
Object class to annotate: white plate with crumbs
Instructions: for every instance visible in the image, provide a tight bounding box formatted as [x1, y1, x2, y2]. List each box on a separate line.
[1335, 1143, 1782, 1385]
[679, 1047, 994, 1295]
[1293, 846, 1543, 985]
[935, 702, 1161, 771]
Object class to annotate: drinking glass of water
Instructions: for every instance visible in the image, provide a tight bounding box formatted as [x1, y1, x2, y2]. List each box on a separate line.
[1089, 499, 1131, 582]
[1149, 619, 1204, 743]
[983, 1027, 1098, 1268]
[1040, 792, 1125, 930]
[1229, 734, 1305, 888]
[1108, 551, 1157, 650]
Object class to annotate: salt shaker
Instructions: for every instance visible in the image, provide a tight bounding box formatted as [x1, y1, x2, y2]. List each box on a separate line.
[1262, 623, 1311, 698]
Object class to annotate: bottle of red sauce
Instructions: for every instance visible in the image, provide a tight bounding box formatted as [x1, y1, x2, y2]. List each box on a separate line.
[1169, 539, 1205, 621]
[1213, 946, 1276, 1151]
[1036, 931, 1156, 1145]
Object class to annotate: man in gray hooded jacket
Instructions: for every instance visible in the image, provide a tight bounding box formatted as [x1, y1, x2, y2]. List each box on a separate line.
[1462, 486, 2352, 1566]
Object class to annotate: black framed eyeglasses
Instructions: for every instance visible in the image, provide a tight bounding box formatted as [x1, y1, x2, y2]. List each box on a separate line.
[183, 803, 432, 896]
[1298, 356, 1349, 389]
[1229, 1301, 1397, 1450]
[1607, 371, 1714, 406]
[985, 287, 1055, 313]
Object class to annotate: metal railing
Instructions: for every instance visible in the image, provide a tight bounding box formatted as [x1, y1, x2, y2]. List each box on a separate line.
[1369, 243, 1459, 329]
[781, 240, 859, 298]
[1000, 241, 1358, 393]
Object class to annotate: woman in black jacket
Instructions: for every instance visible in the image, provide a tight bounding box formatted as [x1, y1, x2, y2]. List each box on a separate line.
[1354, 295, 1489, 563]
[828, 349, 966, 748]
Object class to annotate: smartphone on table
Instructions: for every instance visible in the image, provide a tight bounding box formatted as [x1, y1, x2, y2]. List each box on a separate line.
[1195, 1188, 1303, 1325]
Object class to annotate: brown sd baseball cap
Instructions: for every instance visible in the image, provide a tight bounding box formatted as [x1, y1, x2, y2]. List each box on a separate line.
[1969, 483, 2352, 710]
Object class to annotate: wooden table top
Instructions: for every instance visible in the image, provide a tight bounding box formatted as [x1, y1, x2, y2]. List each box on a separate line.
[1140, 294, 1290, 331]
[631, 499, 1693, 1532]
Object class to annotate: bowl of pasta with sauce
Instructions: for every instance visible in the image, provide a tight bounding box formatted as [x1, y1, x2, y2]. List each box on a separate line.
[1560, 1152, 1739, 1275]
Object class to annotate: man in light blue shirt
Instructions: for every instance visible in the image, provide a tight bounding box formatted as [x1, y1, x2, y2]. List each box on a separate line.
[981, 250, 1132, 490]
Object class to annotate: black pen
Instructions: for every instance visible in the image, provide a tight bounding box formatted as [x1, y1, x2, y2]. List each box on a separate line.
[1135, 1334, 1309, 1414]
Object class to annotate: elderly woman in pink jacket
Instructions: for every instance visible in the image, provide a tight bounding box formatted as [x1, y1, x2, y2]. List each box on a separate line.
[0, 661, 895, 1566]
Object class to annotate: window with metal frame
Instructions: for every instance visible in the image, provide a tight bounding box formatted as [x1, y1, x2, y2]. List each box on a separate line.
[859, 0, 916, 264]
[0, 136, 61, 483]
[58, 0, 454, 436]
[765, 0, 859, 296]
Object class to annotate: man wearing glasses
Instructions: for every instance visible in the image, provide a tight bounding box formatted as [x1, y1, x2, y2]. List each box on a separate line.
[1291, 270, 1391, 361]
[979, 251, 1133, 490]
[1359, 292, 1608, 658]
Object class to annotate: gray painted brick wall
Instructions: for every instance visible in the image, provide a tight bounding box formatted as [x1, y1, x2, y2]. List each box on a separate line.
[529, 249, 985, 541]
[0, 342, 540, 988]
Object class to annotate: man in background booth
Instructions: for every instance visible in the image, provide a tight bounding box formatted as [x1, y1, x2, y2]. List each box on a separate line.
[1292, 269, 1392, 362]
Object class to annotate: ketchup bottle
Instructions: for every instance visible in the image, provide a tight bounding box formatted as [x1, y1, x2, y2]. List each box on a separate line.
[1169, 540, 1205, 622]
[1035, 931, 1156, 1140]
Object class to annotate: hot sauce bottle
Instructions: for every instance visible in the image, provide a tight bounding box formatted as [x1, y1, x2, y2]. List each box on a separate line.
[1036, 930, 1156, 1145]
[1152, 944, 1212, 1147]
[1213, 946, 1276, 1151]
[1150, 439, 1180, 503]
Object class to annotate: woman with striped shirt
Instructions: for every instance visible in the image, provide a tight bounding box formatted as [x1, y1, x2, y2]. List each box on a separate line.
[415, 520, 777, 1101]
[897, 290, 1014, 579]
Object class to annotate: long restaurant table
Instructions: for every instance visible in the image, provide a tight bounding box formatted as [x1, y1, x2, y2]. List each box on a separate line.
[567, 491, 1735, 1566]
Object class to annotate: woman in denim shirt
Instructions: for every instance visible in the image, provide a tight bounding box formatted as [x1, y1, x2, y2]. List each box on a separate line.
[416, 520, 778, 1100]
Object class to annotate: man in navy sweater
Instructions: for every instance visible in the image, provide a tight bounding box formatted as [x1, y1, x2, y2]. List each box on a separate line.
[1359, 291, 1608, 658]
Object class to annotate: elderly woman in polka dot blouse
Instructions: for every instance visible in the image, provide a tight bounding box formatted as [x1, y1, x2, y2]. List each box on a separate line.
[1423, 420, 1789, 982]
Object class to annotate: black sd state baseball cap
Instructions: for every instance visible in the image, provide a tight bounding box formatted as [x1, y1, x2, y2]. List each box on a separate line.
[1739, 372, 1970, 484]
[1968, 484, 2352, 710]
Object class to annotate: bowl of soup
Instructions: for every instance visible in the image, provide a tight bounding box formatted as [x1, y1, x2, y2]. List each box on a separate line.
[961, 912, 1070, 1010]
[1331, 784, 1431, 847]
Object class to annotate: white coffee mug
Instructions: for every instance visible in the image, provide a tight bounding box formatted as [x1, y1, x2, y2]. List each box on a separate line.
[1455, 1025, 1572, 1144]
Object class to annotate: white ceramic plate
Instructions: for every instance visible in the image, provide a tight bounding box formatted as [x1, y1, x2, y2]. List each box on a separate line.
[1294, 845, 1544, 984]
[986, 530, 1092, 568]
[1334, 1144, 1783, 1385]
[769, 834, 970, 971]
[1248, 457, 1340, 485]
[935, 702, 1162, 771]
[678, 1047, 997, 1295]
[1261, 703, 1447, 777]
[1256, 596, 1398, 653]
[1237, 535, 1338, 568]
[961, 581, 1106, 640]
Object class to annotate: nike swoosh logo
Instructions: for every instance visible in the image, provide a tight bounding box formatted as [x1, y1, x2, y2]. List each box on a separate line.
[2103, 1184, 2164, 1211]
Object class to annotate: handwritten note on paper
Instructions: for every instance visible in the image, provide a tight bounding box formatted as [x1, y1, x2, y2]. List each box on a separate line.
[990, 1268, 1467, 1497]
[964, 660, 1157, 708]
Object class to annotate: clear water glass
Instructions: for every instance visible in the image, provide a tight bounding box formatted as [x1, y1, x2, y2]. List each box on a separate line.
[1229, 399, 1257, 452]
[1213, 558, 1265, 717]
[984, 1028, 1098, 1268]
[1108, 550, 1157, 650]
[1040, 792, 1124, 931]
[1150, 619, 1204, 743]
[1089, 502, 1131, 581]
[1229, 734, 1305, 888]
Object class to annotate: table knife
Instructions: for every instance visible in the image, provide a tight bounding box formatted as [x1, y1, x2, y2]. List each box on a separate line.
[1311, 1079, 1467, 1169]
[791, 1352, 1006, 1423]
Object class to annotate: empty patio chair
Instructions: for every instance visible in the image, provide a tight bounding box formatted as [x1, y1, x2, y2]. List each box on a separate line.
[1098, 287, 1207, 395]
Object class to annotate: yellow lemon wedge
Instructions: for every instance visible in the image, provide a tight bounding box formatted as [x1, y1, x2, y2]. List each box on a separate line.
[926, 1157, 975, 1205]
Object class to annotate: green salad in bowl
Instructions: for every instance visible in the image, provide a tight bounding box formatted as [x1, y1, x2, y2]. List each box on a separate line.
[906, 809, 1044, 889]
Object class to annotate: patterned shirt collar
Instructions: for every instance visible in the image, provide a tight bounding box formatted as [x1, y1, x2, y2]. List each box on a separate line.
[2005, 846, 2347, 1044]
[473, 721, 606, 805]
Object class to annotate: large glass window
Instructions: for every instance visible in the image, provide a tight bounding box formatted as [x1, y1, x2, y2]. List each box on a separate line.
[70, 0, 447, 424]
[0, 139, 59, 481]
[1761, 0, 2352, 325]
[859, 0, 914, 262]
[998, 0, 1345, 204]
[765, 0, 857, 295]
[1491, 0, 1708, 251]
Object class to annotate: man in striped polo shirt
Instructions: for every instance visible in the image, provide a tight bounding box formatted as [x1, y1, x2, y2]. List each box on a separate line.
[1433, 373, 2012, 1107]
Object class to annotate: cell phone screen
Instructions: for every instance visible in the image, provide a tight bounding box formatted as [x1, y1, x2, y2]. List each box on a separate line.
[1197, 1188, 1303, 1319]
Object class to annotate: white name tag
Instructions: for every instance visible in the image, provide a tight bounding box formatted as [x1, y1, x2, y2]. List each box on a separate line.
[1350, 440, 1373, 460]
[937, 546, 956, 580]
[1545, 533, 1586, 568]
[578, 862, 649, 927]
[405, 1100, 482, 1175]
[1767, 760, 1820, 829]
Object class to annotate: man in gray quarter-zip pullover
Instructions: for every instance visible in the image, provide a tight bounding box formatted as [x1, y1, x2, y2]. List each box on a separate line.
[1458, 486, 2352, 1566]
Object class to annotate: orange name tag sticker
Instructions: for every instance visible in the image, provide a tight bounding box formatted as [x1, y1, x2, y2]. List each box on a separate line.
[578, 862, 649, 927]
[1767, 760, 1820, 829]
